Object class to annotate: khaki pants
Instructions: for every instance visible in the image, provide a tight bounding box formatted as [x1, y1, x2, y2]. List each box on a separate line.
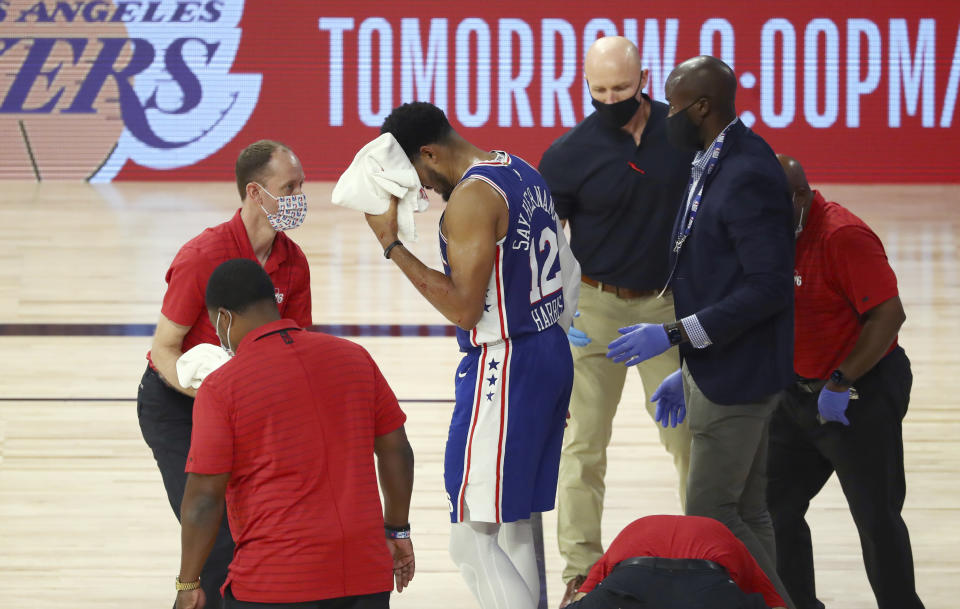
[557, 283, 691, 582]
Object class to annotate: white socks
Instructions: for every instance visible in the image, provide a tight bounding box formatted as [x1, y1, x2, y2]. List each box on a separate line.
[449, 516, 539, 609]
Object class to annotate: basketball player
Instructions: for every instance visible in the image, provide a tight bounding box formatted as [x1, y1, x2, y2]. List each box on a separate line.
[137, 140, 312, 608]
[366, 102, 574, 609]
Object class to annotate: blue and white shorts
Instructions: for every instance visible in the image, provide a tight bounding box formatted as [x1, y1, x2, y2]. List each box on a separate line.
[444, 324, 573, 523]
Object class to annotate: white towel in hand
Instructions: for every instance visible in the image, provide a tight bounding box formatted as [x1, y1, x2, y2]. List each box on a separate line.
[176, 343, 231, 390]
[331, 132, 430, 242]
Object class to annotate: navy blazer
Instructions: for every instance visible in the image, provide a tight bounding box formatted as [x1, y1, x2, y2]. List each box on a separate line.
[667, 121, 794, 405]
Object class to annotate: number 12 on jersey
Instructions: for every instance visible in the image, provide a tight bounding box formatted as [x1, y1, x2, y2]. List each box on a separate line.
[529, 226, 562, 303]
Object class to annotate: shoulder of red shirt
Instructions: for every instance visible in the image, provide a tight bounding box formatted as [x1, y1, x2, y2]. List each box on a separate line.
[810, 190, 876, 238]
[168, 210, 308, 287]
[809, 190, 893, 275]
[237, 319, 303, 351]
[165, 211, 240, 274]
[196, 321, 304, 391]
[228, 320, 369, 359]
[189, 209, 241, 249]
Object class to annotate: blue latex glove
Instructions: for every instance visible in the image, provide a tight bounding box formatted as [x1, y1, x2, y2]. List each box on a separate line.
[567, 311, 591, 347]
[818, 385, 851, 425]
[651, 368, 685, 428]
[606, 323, 671, 366]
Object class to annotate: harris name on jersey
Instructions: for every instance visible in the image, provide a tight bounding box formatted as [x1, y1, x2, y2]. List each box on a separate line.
[513, 183, 564, 333]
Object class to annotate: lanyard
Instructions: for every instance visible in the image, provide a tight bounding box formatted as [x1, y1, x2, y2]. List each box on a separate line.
[673, 129, 729, 253]
[657, 124, 733, 299]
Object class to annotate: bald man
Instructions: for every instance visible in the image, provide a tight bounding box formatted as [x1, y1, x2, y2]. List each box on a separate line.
[767, 155, 925, 609]
[604, 55, 796, 607]
[538, 36, 694, 606]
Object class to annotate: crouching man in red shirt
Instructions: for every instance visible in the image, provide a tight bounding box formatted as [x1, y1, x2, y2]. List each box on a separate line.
[766, 156, 924, 609]
[566, 515, 786, 609]
[174, 259, 415, 609]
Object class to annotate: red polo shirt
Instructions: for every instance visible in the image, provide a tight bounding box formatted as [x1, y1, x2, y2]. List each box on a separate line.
[579, 515, 784, 608]
[794, 192, 899, 379]
[147, 209, 312, 366]
[187, 320, 407, 602]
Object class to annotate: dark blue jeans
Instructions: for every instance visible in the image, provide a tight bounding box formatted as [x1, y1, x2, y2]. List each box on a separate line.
[137, 366, 234, 609]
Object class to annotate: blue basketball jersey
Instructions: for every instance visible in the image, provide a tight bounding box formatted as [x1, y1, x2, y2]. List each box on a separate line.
[439, 151, 565, 352]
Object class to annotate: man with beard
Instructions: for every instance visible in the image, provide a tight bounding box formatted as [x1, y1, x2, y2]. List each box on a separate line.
[605, 56, 796, 607]
[365, 101, 575, 609]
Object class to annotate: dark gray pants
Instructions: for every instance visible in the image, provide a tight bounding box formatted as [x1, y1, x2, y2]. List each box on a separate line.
[681, 363, 793, 609]
[137, 366, 234, 609]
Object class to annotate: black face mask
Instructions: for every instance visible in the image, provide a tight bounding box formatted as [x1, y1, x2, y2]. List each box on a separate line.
[590, 82, 642, 127]
[665, 100, 704, 150]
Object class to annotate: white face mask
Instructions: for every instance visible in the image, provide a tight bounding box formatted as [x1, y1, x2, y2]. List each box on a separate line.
[215, 310, 235, 357]
[256, 183, 307, 231]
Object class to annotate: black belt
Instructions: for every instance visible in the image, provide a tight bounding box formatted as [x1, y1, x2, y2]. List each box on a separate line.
[793, 375, 860, 399]
[616, 556, 728, 574]
[793, 376, 826, 394]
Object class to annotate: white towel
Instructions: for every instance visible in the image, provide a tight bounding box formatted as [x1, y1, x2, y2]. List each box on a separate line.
[176, 343, 231, 390]
[331, 133, 430, 242]
[556, 218, 581, 332]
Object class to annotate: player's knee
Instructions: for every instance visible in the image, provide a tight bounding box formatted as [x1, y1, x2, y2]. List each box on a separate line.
[498, 519, 533, 553]
[449, 521, 495, 567]
[448, 525, 468, 566]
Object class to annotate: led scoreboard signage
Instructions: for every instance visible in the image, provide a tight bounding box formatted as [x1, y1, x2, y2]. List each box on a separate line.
[0, 0, 957, 182]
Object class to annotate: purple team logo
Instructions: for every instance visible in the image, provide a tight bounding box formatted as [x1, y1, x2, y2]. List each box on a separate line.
[0, 0, 260, 181]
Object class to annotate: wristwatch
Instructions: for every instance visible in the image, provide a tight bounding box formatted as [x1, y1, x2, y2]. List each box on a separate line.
[175, 576, 201, 591]
[664, 322, 683, 346]
[829, 369, 852, 388]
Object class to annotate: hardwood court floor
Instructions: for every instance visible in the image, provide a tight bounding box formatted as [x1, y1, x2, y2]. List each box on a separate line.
[0, 181, 957, 608]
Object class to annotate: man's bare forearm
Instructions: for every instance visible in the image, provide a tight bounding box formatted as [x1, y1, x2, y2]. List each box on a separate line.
[152, 345, 197, 398]
[829, 296, 905, 389]
[179, 491, 224, 582]
[387, 245, 482, 329]
[377, 440, 415, 527]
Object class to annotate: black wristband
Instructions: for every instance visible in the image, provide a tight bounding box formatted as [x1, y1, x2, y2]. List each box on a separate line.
[665, 322, 683, 345]
[385, 522, 411, 539]
[383, 240, 403, 259]
[829, 369, 852, 388]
